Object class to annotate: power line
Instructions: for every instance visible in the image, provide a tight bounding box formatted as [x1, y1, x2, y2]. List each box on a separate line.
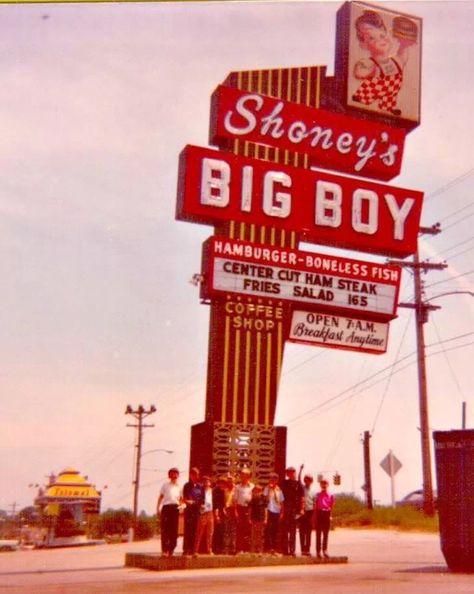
[371, 313, 412, 436]
[431, 317, 466, 403]
[286, 353, 415, 426]
[442, 211, 474, 232]
[282, 349, 327, 378]
[91, 443, 133, 474]
[425, 291, 474, 303]
[323, 359, 367, 469]
[357, 340, 474, 402]
[438, 200, 474, 223]
[425, 167, 474, 201]
[285, 332, 474, 427]
[424, 269, 474, 290]
[79, 426, 130, 470]
[447, 245, 474, 261]
[288, 339, 474, 427]
[436, 236, 474, 257]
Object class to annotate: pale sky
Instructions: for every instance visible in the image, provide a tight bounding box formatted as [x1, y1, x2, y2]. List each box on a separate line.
[1, 0, 473, 515]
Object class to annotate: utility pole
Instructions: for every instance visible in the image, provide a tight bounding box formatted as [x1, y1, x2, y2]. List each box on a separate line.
[392, 224, 447, 516]
[362, 431, 373, 510]
[125, 404, 156, 538]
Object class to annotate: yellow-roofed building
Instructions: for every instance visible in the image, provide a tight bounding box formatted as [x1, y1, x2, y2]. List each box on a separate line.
[34, 468, 102, 547]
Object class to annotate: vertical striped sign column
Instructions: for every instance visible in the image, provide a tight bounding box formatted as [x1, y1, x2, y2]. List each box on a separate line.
[205, 66, 326, 427]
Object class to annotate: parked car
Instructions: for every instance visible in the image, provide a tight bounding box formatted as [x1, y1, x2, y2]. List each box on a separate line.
[0, 539, 19, 552]
[397, 489, 437, 511]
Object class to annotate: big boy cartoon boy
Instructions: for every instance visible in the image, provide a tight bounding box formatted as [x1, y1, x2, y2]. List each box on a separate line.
[352, 10, 418, 117]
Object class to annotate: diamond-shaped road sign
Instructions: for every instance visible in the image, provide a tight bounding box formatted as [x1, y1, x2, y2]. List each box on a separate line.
[380, 451, 402, 478]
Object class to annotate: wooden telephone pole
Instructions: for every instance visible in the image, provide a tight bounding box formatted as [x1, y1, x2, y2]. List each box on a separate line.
[392, 224, 447, 516]
[125, 404, 156, 537]
[362, 430, 373, 510]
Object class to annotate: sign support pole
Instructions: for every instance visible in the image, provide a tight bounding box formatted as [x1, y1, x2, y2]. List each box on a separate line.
[389, 450, 396, 507]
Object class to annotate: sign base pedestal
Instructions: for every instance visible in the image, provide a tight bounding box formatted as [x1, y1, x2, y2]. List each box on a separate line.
[190, 421, 287, 481]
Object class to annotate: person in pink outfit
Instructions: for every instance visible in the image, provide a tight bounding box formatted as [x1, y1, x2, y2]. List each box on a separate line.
[314, 479, 335, 559]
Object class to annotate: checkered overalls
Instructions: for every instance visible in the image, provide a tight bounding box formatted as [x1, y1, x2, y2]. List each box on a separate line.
[353, 56, 403, 113]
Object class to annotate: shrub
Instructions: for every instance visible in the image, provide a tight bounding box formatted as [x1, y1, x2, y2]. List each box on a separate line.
[135, 515, 156, 541]
[87, 508, 157, 540]
[96, 508, 132, 538]
[332, 494, 439, 532]
[333, 493, 366, 518]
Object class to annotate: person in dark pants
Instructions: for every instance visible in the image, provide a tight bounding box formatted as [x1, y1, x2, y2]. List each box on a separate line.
[314, 479, 335, 559]
[182, 467, 204, 555]
[222, 475, 237, 555]
[299, 473, 316, 556]
[249, 484, 267, 554]
[233, 468, 254, 553]
[263, 472, 284, 555]
[212, 476, 227, 554]
[157, 467, 182, 556]
[281, 466, 304, 556]
[193, 476, 214, 555]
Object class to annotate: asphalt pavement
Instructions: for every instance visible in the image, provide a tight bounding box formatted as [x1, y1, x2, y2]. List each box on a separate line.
[0, 529, 472, 594]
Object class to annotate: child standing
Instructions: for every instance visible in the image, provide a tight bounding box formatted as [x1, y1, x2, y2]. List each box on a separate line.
[249, 485, 267, 554]
[263, 473, 285, 555]
[314, 479, 335, 559]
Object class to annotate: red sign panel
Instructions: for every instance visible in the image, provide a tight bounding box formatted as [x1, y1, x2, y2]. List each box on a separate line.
[209, 84, 407, 181]
[201, 237, 401, 321]
[289, 310, 389, 355]
[177, 145, 424, 258]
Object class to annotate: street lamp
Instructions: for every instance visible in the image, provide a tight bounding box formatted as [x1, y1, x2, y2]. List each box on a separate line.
[142, 448, 174, 456]
[140, 448, 174, 473]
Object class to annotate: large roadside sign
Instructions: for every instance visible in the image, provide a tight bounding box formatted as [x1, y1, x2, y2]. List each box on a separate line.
[174, 1, 425, 481]
[201, 236, 401, 321]
[177, 144, 423, 258]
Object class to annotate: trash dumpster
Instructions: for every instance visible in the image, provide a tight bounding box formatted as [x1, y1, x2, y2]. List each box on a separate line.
[433, 429, 474, 572]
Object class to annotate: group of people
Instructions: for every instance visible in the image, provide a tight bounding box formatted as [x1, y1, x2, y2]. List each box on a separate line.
[157, 464, 335, 559]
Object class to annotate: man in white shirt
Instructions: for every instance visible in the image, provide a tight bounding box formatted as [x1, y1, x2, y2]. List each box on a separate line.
[157, 467, 182, 556]
[233, 468, 254, 553]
